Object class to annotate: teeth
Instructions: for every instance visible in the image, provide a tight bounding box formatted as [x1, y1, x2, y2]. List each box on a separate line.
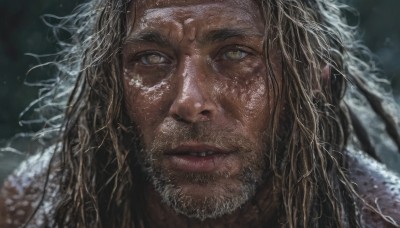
[187, 151, 214, 156]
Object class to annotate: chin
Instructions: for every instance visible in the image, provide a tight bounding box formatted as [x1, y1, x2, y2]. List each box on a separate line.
[148, 166, 263, 220]
[138, 129, 269, 220]
[158, 180, 255, 220]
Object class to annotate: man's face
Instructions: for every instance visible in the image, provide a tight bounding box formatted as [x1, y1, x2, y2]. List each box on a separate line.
[122, 0, 280, 220]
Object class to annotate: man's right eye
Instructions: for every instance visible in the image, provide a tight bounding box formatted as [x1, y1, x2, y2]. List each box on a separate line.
[138, 53, 169, 65]
[223, 49, 249, 60]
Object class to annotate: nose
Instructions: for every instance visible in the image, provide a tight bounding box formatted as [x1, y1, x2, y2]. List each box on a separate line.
[169, 60, 217, 123]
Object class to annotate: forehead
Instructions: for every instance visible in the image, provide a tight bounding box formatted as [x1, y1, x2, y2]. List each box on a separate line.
[129, 0, 263, 26]
[132, 0, 259, 11]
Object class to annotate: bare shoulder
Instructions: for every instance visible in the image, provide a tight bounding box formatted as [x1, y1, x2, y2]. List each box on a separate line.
[0, 148, 58, 227]
[346, 150, 400, 227]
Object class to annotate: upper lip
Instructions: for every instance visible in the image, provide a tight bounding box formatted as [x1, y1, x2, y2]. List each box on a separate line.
[165, 143, 231, 155]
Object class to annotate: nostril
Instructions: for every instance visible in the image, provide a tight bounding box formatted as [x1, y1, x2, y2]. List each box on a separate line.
[172, 113, 183, 121]
[200, 110, 211, 116]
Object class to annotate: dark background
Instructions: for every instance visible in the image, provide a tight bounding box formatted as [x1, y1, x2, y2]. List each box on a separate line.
[0, 0, 400, 181]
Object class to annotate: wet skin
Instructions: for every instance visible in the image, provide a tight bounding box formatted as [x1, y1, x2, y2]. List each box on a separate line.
[1, 0, 400, 227]
[122, 0, 281, 218]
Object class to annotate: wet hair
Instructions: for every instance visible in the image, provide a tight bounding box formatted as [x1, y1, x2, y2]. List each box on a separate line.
[20, 0, 400, 227]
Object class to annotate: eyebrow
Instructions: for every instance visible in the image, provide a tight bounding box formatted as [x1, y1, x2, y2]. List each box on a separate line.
[124, 31, 172, 47]
[124, 28, 262, 47]
[202, 28, 251, 43]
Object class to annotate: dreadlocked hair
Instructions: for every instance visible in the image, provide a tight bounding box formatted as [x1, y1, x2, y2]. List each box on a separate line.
[23, 0, 400, 227]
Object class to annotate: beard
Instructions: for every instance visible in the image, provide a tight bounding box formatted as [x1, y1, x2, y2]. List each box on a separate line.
[137, 121, 269, 221]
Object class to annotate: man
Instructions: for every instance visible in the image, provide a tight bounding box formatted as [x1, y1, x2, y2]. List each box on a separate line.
[1, 0, 400, 227]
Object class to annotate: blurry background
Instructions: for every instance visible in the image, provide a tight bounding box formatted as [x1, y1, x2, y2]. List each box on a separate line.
[0, 0, 80, 182]
[0, 0, 399, 182]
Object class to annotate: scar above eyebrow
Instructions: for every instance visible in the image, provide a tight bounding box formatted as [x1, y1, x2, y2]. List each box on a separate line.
[124, 31, 171, 47]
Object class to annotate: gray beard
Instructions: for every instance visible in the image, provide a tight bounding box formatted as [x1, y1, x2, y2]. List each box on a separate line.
[137, 123, 268, 220]
[147, 164, 262, 220]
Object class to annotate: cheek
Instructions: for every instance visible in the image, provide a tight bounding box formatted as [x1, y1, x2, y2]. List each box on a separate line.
[218, 61, 273, 136]
[123, 69, 172, 144]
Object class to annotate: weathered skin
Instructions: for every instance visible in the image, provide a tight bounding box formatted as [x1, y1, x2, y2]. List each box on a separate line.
[0, 150, 399, 227]
[1, 0, 400, 227]
[122, 0, 280, 219]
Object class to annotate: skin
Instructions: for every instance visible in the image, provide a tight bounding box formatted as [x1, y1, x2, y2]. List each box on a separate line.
[1, 149, 399, 227]
[123, 0, 274, 158]
[122, 0, 281, 223]
[0, 0, 400, 227]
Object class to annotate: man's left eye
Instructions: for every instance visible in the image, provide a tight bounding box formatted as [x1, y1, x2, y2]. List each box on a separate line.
[223, 50, 248, 60]
[139, 53, 169, 65]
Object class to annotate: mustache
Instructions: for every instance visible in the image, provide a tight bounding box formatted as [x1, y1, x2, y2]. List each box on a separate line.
[148, 122, 257, 154]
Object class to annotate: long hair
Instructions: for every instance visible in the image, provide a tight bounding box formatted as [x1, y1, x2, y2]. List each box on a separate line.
[24, 0, 400, 227]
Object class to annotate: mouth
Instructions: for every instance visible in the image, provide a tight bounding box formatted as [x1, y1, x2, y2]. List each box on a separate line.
[164, 143, 234, 173]
[180, 151, 217, 157]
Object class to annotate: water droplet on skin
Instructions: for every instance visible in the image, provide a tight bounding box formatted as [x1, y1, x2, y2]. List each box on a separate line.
[184, 18, 194, 24]
[129, 78, 143, 87]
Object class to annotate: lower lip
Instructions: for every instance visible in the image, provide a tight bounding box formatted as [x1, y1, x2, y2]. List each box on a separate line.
[165, 154, 230, 172]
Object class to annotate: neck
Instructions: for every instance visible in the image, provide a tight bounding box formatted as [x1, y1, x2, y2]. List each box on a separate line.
[142, 178, 279, 228]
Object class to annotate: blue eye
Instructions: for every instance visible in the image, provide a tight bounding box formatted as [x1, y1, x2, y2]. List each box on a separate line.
[223, 50, 248, 60]
[139, 53, 168, 65]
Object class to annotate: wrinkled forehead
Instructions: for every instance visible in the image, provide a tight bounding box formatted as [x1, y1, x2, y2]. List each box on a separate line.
[129, 0, 262, 21]
[126, 0, 265, 39]
[134, 0, 225, 8]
